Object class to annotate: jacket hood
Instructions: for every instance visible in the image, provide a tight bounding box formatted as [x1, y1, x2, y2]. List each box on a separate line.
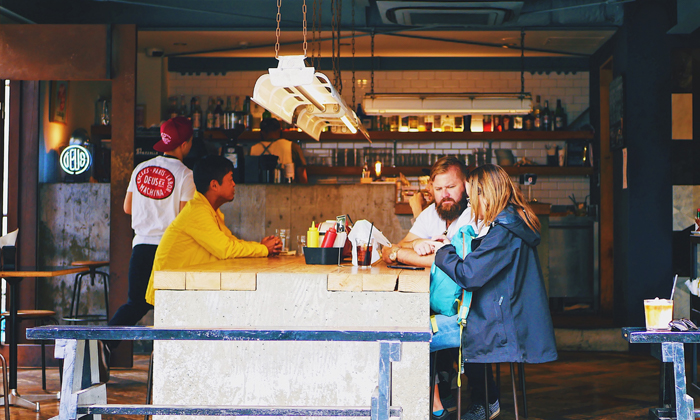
[492, 205, 540, 247]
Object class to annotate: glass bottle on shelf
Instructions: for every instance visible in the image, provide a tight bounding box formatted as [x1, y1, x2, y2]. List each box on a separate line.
[224, 96, 233, 129]
[191, 97, 202, 133]
[533, 95, 541, 130]
[483, 115, 492, 132]
[433, 115, 442, 132]
[554, 99, 567, 131]
[214, 98, 224, 129]
[542, 100, 551, 131]
[179, 94, 188, 117]
[243, 96, 253, 130]
[205, 98, 215, 130]
[167, 96, 179, 119]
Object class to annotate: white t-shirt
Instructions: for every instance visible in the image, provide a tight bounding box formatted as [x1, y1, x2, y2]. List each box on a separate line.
[127, 155, 195, 247]
[409, 203, 487, 241]
[250, 138, 293, 165]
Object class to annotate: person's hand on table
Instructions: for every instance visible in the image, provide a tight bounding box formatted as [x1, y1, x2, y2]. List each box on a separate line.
[262, 235, 283, 256]
[381, 245, 394, 263]
[413, 239, 435, 256]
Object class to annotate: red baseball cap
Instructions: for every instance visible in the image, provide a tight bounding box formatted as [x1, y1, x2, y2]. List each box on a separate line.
[154, 117, 193, 152]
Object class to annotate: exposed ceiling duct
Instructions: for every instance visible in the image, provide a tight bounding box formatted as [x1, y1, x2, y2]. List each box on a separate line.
[376, 1, 524, 26]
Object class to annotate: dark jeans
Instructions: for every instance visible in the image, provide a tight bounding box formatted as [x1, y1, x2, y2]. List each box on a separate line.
[464, 363, 499, 404]
[107, 244, 157, 350]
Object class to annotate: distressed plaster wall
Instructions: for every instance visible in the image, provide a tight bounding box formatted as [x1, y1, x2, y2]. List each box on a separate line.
[38, 184, 111, 319]
[221, 184, 412, 247]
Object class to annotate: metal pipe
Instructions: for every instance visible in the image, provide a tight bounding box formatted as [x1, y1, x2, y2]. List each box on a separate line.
[296, 86, 326, 113]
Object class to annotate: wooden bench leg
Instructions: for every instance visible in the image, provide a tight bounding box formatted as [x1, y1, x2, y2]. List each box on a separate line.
[58, 340, 107, 420]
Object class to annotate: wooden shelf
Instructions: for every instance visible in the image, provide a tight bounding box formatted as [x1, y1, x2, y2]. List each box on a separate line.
[205, 129, 595, 143]
[307, 165, 596, 177]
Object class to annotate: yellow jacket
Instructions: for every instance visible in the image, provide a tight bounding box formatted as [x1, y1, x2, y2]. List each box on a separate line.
[145, 191, 268, 305]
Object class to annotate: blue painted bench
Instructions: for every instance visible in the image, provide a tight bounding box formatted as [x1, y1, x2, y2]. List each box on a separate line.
[28, 325, 431, 420]
[622, 327, 700, 420]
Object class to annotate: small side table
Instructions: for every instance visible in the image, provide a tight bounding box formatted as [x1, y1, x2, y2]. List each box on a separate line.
[63, 261, 110, 323]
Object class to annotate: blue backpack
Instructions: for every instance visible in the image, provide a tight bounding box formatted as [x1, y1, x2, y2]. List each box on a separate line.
[429, 225, 476, 317]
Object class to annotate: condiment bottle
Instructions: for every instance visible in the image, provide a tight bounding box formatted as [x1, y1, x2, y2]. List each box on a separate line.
[307, 222, 320, 248]
[321, 227, 337, 248]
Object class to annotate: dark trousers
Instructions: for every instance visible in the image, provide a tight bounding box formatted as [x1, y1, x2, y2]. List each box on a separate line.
[431, 349, 458, 398]
[107, 244, 157, 349]
[464, 363, 499, 404]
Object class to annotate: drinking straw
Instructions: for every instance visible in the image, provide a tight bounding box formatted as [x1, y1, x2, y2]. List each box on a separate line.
[365, 223, 374, 265]
[670, 274, 679, 300]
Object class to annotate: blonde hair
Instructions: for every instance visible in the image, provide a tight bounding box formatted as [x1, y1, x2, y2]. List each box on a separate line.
[467, 164, 540, 232]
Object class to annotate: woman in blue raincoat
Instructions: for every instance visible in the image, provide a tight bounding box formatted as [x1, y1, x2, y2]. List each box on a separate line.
[430, 164, 557, 420]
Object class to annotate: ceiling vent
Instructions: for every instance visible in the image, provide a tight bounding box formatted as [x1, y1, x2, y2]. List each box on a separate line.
[376, 1, 523, 26]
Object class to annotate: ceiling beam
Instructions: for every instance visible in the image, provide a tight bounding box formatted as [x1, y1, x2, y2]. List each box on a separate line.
[168, 56, 589, 74]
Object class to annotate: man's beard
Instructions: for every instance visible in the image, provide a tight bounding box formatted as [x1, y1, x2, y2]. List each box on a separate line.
[436, 196, 467, 222]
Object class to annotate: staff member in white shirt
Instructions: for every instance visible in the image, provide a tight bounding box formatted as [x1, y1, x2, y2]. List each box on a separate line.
[103, 117, 196, 378]
[250, 117, 308, 183]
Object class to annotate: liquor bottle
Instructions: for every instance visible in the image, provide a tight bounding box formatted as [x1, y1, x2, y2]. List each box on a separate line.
[224, 96, 234, 129]
[214, 98, 224, 129]
[503, 115, 511, 131]
[483, 115, 492, 132]
[554, 99, 567, 131]
[533, 96, 541, 130]
[167, 96, 179, 119]
[205, 98, 215, 130]
[191, 97, 202, 132]
[179, 94, 188, 117]
[262, 108, 272, 121]
[542, 100, 551, 131]
[221, 137, 245, 183]
[243, 96, 253, 130]
[493, 115, 502, 132]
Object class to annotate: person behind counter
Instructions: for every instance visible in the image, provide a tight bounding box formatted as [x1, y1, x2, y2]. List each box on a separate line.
[250, 117, 308, 183]
[145, 155, 282, 306]
[102, 116, 196, 381]
[430, 164, 558, 420]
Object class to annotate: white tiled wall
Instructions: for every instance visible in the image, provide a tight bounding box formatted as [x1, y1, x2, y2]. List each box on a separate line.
[168, 70, 590, 205]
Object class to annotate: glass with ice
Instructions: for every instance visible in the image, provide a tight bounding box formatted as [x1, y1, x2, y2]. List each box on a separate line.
[644, 297, 674, 331]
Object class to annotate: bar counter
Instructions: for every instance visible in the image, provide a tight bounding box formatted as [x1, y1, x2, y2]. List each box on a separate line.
[152, 256, 431, 420]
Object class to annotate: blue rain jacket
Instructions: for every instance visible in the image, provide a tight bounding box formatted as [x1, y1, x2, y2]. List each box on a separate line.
[434, 205, 558, 364]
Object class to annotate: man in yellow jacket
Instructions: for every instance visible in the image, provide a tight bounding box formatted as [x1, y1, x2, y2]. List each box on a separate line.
[145, 155, 281, 305]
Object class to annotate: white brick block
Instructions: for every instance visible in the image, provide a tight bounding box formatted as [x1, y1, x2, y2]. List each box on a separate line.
[217, 80, 234, 88]
[459, 79, 477, 88]
[574, 79, 589, 88]
[434, 142, 452, 149]
[304, 142, 321, 149]
[451, 71, 467, 80]
[403, 71, 419, 80]
[386, 71, 403, 80]
[379, 80, 395, 88]
[540, 80, 558, 88]
[411, 79, 428, 88]
[467, 72, 485, 80]
[526, 79, 541, 88]
[565, 87, 583, 97]
[395, 80, 411, 88]
[443, 80, 460, 88]
[491, 80, 509, 89]
[428, 80, 444, 88]
[419, 71, 435, 80]
[435, 72, 452, 80]
[452, 142, 469, 151]
[556, 79, 575, 88]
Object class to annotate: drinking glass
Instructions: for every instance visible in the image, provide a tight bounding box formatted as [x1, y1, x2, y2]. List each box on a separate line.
[276, 229, 290, 252]
[644, 298, 673, 330]
[356, 239, 373, 268]
[297, 235, 307, 255]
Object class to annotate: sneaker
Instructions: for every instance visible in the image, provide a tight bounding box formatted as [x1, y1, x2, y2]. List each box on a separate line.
[97, 340, 110, 383]
[432, 409, 452, 420]
[441, 394, 457, 412]
[460, 400, 500, 420]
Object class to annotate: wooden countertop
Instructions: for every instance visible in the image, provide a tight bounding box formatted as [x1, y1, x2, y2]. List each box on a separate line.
[153, 255, 429, 293]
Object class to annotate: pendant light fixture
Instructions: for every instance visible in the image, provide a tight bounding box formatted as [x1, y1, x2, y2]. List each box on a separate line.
[362, 29, 532, 116]
[252, 0, 370, 141]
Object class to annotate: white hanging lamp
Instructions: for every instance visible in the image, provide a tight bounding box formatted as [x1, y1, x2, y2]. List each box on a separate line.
[251, 1, 370, 142]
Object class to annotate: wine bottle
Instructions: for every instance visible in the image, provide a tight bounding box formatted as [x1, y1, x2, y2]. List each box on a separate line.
[554, 99, 567, 131]
[206, 98, 215, 130]
[243, 96, 253, 130]
[167, 96, 179, 119]
[179, 94, 188, 117]
[214, 98, 224, 129]
[542, 100, 551, 131]
[533, 95, 541, 130]
[224, 96, 233, 129]
[191, 97, 202, 132]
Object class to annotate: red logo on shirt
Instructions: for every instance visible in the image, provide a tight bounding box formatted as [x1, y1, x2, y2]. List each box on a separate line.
[136, 166, 175, 199]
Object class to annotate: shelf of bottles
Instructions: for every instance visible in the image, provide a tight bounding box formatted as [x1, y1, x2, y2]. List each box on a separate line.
[306, 165, 595, 177]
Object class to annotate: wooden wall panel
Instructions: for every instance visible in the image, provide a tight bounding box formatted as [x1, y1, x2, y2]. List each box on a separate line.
[0, 25, 109, 81]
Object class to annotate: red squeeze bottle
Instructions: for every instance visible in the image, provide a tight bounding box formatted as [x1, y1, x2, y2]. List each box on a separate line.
[321, 227, 337, 248]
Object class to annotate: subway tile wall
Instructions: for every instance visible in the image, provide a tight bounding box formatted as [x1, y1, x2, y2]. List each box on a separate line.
[168, 70, 590, 206]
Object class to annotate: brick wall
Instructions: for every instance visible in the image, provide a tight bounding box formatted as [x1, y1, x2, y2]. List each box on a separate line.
[168, 70, 590, 206]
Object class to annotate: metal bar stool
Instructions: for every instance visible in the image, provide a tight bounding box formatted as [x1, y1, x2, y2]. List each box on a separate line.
[0, 310, 58, 391]
[0, 353, 10, 420]
[487, 363, 528, 420]
[63, 261, 110, 324]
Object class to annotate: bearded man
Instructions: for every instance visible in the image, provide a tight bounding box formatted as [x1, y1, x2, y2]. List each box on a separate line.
[382, 156, 484, 267]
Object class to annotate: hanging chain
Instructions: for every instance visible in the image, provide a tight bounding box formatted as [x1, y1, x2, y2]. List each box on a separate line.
[331, 0, 337, 87]
[370, 30, 375, 95]
[275, 0, 282, 59]
[336, 0, 342, 94]
[302, 0, 308, 57]
[520, 28, 526, 96]
[311, 0, 317, 67]
[351, 0, 356, 109]
[317, 0, 322, 69]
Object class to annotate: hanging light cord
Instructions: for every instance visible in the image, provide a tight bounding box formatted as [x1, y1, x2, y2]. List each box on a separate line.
[275, 0, 282, 59]
[520, 28, 526, 97]
[311, 0, 317, 67]
[351, 0, 356, 109]
[370, 30, 375, 96]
